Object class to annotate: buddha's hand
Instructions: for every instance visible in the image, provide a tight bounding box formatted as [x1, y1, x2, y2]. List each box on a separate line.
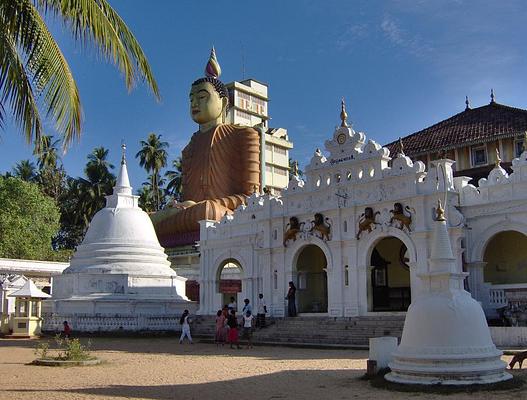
[174, 200, 197, 210]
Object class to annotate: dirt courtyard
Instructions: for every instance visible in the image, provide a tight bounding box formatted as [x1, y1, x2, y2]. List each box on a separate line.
[0, 337, 525, 400]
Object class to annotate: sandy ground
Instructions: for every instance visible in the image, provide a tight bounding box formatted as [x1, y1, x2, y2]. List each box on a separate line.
[0, 337, 525, 400]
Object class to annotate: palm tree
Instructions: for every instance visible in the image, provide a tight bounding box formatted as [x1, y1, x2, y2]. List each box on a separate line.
[79, 146, 116, 221]
[85, 147, 114, 181]
[135, 133, 168, 210]
[0, 0, 159, 150]
[34, 135, 60, 169]
[137, 185, 155, 213]
[12, 159, 36, 181]
[165, 157, 183, 201]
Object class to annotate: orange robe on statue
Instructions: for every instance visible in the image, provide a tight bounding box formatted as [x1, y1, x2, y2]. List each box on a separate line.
[153, 124, 260, 244]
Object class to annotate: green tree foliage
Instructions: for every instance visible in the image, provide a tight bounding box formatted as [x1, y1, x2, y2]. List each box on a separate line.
[12, 159, 37, 182]
[165, 156, 183, 202]
[0, 176, 60, 259]
[136, 133, 168, 211]
[54, 147, 115, 249]
[0, 0, 159, 150]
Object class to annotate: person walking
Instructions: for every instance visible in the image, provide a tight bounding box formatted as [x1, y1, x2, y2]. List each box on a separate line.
[256, 293, 267, 328]
[179, 310, 193, 344]
[227, 309, 241, 349]
[286, 281, 297, 317]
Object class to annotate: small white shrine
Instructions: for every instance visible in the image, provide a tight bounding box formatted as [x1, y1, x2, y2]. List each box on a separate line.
[8, 279, 50, 337]
[45, 145, 194, 332]
[386, 200, 511, 384]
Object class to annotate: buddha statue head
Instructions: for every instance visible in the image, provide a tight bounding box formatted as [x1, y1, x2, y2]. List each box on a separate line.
[190, 47, 229, 131]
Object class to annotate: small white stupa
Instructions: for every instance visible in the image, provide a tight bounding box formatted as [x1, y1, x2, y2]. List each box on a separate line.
[49, 144, 193, 331]
[385, 200, 511, 385]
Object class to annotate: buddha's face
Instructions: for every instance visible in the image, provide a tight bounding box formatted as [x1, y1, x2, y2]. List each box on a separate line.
[189, 82, 226, 125]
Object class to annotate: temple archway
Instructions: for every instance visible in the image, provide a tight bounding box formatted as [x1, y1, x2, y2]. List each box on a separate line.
[369, 237, 411, 312]
[216, 259, 243, 311]
[294, 244, 328, 313]
[483, 231, 527, 285]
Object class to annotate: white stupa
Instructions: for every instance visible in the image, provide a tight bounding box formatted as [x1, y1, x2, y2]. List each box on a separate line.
[49, 145, 194, 331]
[385, 200, 511, 385]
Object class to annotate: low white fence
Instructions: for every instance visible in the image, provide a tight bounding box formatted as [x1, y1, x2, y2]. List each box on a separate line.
[42, 313, 182, 333]
[490, 327, 527, 347]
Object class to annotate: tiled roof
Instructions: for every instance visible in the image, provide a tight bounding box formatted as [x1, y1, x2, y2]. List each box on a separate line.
[385, 102, 527, 158]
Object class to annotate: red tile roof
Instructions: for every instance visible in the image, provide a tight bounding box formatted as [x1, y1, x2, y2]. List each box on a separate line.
[385, 102, 527, 158]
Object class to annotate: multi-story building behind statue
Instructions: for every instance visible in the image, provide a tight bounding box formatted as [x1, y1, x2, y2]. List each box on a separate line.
[225, 78, 293, 196]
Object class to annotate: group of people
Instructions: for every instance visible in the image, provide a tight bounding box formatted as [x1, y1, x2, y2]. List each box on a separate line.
[214, 294, 267, 349]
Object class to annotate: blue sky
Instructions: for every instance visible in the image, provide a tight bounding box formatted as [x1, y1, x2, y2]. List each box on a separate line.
[1, 0, 527, 190]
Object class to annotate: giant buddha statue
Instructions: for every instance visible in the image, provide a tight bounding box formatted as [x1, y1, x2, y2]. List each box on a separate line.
[152, 48, 260, 246]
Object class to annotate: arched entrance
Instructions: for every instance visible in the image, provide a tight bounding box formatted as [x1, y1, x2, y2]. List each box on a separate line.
[483, 231, 527, 285]
[295, 245, 328, 313]
[217, 259, 243, 311]
[370, 237, 411, 311]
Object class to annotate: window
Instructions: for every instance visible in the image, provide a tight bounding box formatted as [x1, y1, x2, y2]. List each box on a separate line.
[275, 167, 288, 176]
[471, 145, 487, 167]
[274, 146, 287, 155]
[515, 139, 525, 157]
[344, 265, 349, 286]
[265, 143, 272, 152]
[265, 164, 272, 172]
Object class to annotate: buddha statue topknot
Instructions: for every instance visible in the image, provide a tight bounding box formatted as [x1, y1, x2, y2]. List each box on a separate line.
[152, 48, 260, 245]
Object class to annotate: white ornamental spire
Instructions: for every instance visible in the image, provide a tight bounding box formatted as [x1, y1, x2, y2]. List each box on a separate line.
[114, 142, 132, 195]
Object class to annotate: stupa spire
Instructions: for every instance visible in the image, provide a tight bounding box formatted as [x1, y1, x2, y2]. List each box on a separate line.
[114, 142, 132, 195]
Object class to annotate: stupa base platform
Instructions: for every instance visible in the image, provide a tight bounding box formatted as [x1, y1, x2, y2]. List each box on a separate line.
[385, 351, 513, 385]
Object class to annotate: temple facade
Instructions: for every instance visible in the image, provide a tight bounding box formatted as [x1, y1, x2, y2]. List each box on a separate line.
[197, 102, 527, 321]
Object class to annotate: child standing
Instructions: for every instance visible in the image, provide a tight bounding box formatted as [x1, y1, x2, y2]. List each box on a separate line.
[227, 309, 240, 349]
[242, 311, 255, 349]
[179, 310, 193, 344]
[215, 309, 226, 346]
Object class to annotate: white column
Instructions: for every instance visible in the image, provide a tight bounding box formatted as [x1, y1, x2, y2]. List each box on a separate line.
[466, 262, 487, 302]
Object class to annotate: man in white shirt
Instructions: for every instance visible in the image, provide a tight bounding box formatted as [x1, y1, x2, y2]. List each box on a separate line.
[256, 293, 267, 328]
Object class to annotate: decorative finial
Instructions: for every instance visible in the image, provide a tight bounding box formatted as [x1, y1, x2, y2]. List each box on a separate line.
[490, 88, 495, 103]
[121, 141, 127, 165]
[435, 199, 446, 222]
[340, 98, 348, 127]
[398, 137, 405, 156]
[465, 95, 470, 110]
[205, 46, 222, 79]
[495, 147, 502, 167]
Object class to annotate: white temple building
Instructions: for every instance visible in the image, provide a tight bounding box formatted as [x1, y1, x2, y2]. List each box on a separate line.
[196, 101, 527, 325]
[44, 145, 194, 332]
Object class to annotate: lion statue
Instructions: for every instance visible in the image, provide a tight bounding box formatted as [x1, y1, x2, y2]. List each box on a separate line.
[283, 216, 303, 247]
[356, 207, 380, 240]
[310, 213, 331, 241]
[390, 202, 414, 232]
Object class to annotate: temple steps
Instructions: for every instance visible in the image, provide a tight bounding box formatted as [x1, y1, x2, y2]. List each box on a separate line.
[192, 315, 405, 347]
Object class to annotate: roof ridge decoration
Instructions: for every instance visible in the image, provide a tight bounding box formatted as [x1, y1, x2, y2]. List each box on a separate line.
[490, 88, 495, 104]
[465, 95, 470, 111]
[340, 98, 348, 128]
